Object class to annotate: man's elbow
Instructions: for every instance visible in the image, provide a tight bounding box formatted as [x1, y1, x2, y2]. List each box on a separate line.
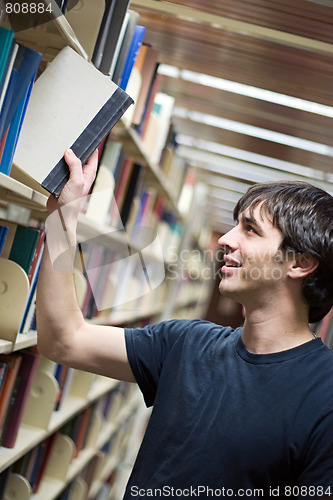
[36, 332, 62, 363]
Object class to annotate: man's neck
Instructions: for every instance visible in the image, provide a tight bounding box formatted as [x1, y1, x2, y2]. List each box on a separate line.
[241, 305, 315, 355]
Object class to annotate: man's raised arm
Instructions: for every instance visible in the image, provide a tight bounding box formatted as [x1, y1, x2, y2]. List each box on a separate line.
[36, 149, 135, 383]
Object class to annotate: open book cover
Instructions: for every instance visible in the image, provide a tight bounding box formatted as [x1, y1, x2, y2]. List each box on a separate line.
[11, 46, 134, 197]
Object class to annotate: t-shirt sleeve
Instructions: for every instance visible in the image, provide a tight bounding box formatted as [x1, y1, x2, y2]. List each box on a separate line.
[298, 409, 333, 494]
[125, 319, 197, 407]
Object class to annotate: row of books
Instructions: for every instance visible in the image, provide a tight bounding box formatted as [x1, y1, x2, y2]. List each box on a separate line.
[83, 0, 178, 168]
[122, 42, 177, 168]
[0, 348, 40, 449]
[83, 139, 185, 235]
[1, 13, 179, 216]
[74, 242, 168, 320]
[0, 27, 42, 176]
[10, 432, 56, 494]
[1, 381, 133, 496]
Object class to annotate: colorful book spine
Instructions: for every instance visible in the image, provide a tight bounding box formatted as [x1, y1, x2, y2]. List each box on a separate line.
[118, 25, 146, 91]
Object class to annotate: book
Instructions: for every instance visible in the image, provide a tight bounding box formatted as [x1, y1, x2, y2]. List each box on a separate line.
[118, 25, 146, 91]
[0, 42, 18, 115]
[31, 434, 57, 493]
[0, 44, 42, 175]
[93, 0, 131, 75]
[0, 76, 34, 175]
[84, 165, 115, 225]
[108, 10, 130, 78]
[137, 69, 161, 138]
[20, 240, 45, 333]
[0, 225, 8, 254]
[0, 354, 22, 440]
[112, 10, 139, 85]
[109, 157, 133, 225]
[120, 162, 142, 226]
[53, 363, 70, 411]
[121, 43, 148, 127]
[1, 350, 40, 448]
[142, 92, 175, 165]
[0, 466, 12, 499]
[1, 44, 42, 138]
[12, 46, 133, 198]
[0, 27, 14, 97]
[92, 0, 119, 68]
[132, 45, 158, 126]
[0, 68, 17, 143]
[0, 219, 18, 258]
[8, 224, 41, 277]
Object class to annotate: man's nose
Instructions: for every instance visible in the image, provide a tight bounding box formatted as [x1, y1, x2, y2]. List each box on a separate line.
[218, 226, 239, 252]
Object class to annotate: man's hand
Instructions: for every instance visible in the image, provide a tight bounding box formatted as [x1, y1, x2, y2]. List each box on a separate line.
[46, 148, 99, 214]
[44, 148, 99, 272]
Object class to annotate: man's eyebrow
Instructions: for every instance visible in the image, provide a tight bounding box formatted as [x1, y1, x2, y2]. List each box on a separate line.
[239, 213, 263, 232]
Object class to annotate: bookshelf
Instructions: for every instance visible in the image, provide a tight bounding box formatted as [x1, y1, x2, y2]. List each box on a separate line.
[0, 3, 212, 499]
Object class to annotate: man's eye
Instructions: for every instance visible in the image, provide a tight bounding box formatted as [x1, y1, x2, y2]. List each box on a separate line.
[246, 225, 257, 234]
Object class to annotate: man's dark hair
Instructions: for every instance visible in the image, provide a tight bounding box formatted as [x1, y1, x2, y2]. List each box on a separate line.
[233, 180, 333, 323]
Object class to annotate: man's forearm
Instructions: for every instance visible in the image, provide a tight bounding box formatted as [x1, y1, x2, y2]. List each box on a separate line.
[36, 226, 85, 362]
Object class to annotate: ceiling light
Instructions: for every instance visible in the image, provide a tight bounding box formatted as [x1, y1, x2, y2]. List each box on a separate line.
[158, 65, 333, 118]
[174, 108, 333, 156]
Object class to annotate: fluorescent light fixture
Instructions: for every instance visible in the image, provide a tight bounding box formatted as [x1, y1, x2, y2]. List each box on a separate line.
[173, 107, 333, 156]
[158, 64, 333, 118]
[177, 135, 333, 182]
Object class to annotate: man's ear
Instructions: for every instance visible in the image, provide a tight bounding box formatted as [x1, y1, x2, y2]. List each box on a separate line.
[287, 253, 319, 279]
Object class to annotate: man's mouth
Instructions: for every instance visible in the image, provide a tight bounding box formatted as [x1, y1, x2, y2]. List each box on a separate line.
[223, 257, 242, 268]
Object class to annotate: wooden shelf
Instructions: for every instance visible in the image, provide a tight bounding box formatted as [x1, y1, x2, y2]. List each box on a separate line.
[32, 392, 141, 500]
[0, 330, 38, 355]
[0, 376, 120, 474]
[0, 173, 48, 214]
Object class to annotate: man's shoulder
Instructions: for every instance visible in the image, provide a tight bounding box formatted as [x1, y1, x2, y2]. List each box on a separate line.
[156, 318, 240, 346]
[158, 317, 237, 334]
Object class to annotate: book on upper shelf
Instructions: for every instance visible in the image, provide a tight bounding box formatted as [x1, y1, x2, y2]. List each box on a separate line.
[11, 46, 134, 198]
[0, 27, 15, 98]
[112, 10, 140, 85]
[0, 42, 43, 175]
[118, 24, 146, 92]
[92, 0, 131, 75]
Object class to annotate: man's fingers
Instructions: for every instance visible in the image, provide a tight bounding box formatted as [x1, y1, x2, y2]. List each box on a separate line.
[85, 148, 99, 167]
[82, 149, 99, 179]
[65, 149, 83, 178]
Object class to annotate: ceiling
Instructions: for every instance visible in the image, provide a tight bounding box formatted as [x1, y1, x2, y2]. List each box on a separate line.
[130, 0, 333, 232]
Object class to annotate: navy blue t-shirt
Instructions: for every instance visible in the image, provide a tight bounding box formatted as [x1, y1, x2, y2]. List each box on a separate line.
[124, 319, 333, 498]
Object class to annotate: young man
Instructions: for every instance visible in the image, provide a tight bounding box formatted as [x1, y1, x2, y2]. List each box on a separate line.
[36, 149, 333, 498]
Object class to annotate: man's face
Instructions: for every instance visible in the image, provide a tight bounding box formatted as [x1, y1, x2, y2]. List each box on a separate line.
[218, 204, 292, 304]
